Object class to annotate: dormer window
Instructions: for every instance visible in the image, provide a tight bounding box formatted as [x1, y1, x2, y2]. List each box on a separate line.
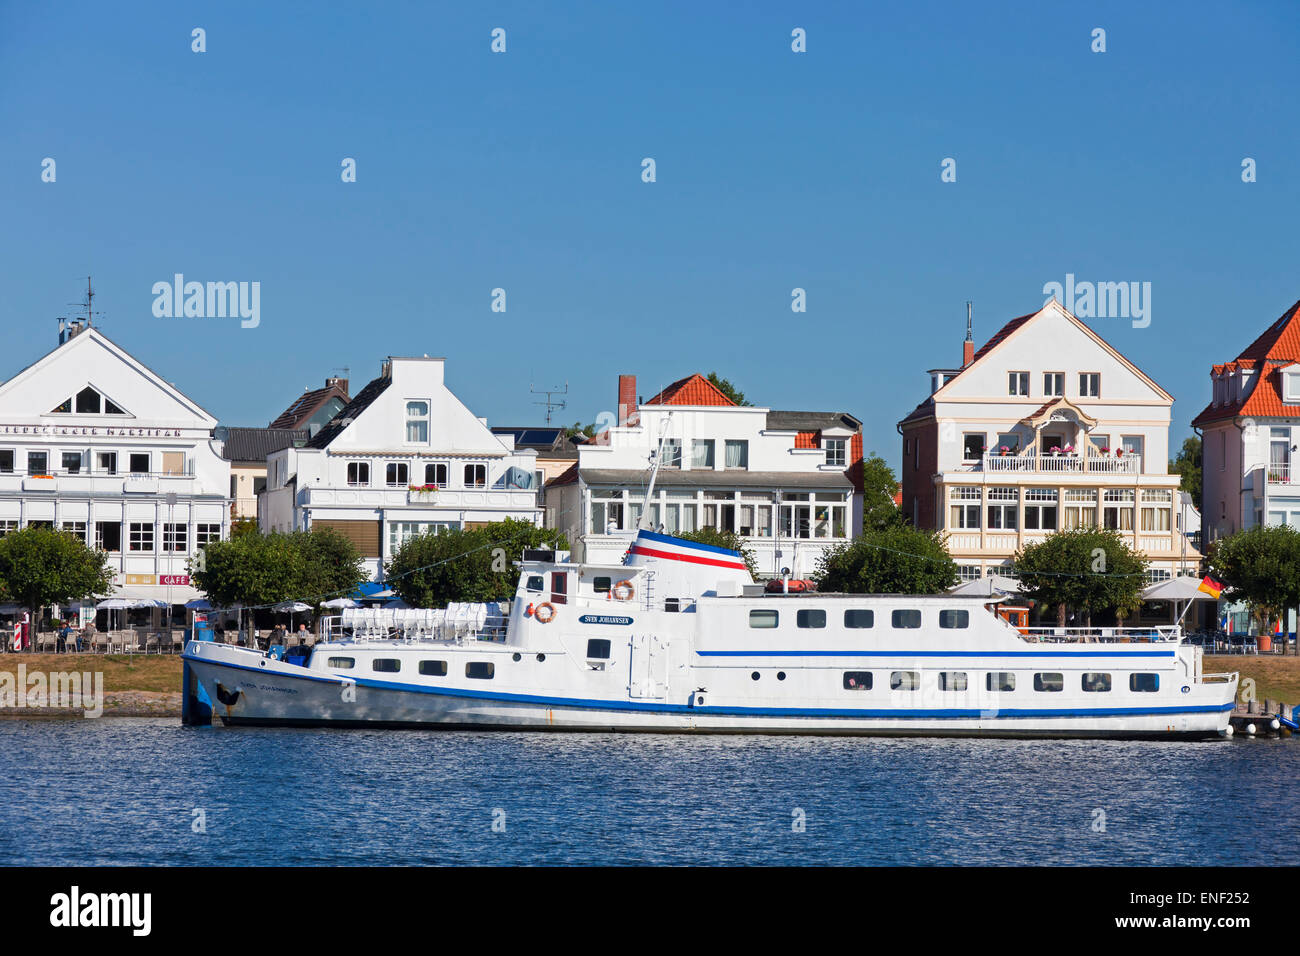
[1285, 371, 1300, 403]
[405, 401, 429, 443]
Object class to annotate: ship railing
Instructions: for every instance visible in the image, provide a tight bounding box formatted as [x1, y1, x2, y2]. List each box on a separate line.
[1199, 672, 1237, 684]
[1019, 625, 1182, 644]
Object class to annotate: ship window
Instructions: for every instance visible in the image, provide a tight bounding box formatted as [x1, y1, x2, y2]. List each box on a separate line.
[938, 609, 969, 629]
[986, 672, 1016, 692]
[587, 639, 611, 659]
[797, 609, 826, 629]
[749, 609, 779, 629]
[372, 659, 400, 673]
[844, 609, 874, 628]
[938, 672, 967, 691]
[593, 576, 612, 593]
[843, 671, 873, 690]
[1082, 673, 1112, 693]
[419, 660, 448, 676]
[466, 662, 495, 679]
[327, 657, 355, 669]
[526, 575, 544, 592]
[890, 671, 920, 691]
[891, 609, 921, 629]
[1034, 672, 1064, 692]
[1130, 673, 1159, 692]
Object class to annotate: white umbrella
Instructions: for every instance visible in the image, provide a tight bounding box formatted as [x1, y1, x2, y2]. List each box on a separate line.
[949, 574, 1022, 597]
[1143, 575, 1216, 625]
[273, 601, 312, 613]
[321, 597, 358, 609]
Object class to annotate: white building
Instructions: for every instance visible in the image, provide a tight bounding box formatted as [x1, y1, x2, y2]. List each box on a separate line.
[898, 300, 1195, 582]
[1194, 299, 1300, 541]
[259, 355, 543, 580]
[545, 373, 863, 578]
[0, 319, 230, 611]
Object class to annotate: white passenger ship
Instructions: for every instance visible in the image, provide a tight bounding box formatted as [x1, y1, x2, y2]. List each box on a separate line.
[183, 536, 1238, 739]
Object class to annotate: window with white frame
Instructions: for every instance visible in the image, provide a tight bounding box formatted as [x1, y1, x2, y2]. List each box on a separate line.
[962, 433, 986, 461]
[128, 522, 154, 552]
[424, 462, 447, 487]
[956, 565, 982, 582]
[994, 433, 1020, 455]
[163, 523, 188, 552]
[724, 440, 748, 469]
[60, 521, 87, 543]
[1008, 371, 1029, 396]
[388, 521, 457, 553]
[347, 462, 370, 486]
[1287, 372, 1300, 402]
[1120, 436, 1144, 460]
[692, 439, 715, 468]
[195, 524, 221, 547]
[405, 401, 429, 443]
[660, 439, 682, 468]
[464, 463, 486, 488]
[1140, 489, 1172, 532]
[591, 495, 626, 534]
[1044, 372, 1065, 396]
[949, 486, 980, 529]
[1079, 373, 1100, 397]
[824, 438, 847, 467]
[386, 462, 409, 487]
[1102, 489, 1135, 530]
[986, 487, 1018, 530]
[1063, 489, 1097, 529]
[1023, 488, 1058, 530]
[61, 451, 83, 474]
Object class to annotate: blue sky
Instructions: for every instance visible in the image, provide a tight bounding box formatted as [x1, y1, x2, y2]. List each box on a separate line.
[2, 1, 1297, 468]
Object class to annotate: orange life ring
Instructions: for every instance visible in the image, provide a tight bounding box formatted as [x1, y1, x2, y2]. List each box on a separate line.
[612, 580, 635, 601]
[534, 602, 556, 624]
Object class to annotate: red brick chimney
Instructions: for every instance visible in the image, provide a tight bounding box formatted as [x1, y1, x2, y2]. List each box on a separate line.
[618, 374, 637, 425]
[962, 301, 974, 367]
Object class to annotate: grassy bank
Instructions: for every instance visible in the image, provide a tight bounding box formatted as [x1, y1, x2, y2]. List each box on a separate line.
[1, 653, 181, 717]
[1205, 654, 1300, 707]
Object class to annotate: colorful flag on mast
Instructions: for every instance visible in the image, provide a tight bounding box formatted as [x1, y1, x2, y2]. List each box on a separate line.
[1198, 576, 1223, 599]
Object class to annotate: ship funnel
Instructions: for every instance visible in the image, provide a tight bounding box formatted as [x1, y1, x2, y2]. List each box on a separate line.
[624, 529, 752, 600]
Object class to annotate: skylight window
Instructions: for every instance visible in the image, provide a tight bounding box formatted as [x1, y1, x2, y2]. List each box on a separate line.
[49, 386, 126, 415]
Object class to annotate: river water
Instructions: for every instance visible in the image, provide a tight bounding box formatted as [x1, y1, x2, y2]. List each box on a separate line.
[0, 719, 1294, 865]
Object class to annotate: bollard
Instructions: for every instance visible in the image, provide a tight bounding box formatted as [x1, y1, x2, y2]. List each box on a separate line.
[1247, 699, 1260, 715]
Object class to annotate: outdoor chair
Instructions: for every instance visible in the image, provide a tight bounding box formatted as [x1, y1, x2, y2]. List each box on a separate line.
[90, 633, 109, 653]
[144, 632, 161, 654]
[36, 633, 58, 652]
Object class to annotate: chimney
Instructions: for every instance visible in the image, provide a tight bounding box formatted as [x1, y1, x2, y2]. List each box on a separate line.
[326, 375, 349, 397]
[961, 301, 974, 367]
[618, 374, 637, 426]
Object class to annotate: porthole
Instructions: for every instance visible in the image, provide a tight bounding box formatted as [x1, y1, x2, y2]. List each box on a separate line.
[751, 671, 760, 681]
[512, 652, 522, 662]
[536, 653, 546, 662]
[777, 671, 787, 681]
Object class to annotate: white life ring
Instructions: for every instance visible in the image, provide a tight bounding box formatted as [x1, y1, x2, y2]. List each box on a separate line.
[534, 602, 556, 624]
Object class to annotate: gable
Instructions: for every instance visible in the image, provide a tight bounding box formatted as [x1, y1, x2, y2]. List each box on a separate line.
[935, 303, 1171, 405]
[0, 329, 216, 426]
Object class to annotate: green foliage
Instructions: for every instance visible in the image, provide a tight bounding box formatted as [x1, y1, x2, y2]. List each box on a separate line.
[191, 527, 366, 608]
[0, 526, 114, 616]
[862, 452, 904, 530]
[1013, 528, 1147, 625]
[563, 421, 597, 439]
[230, 517, 259, 539]
[674, 528, 759, 577]
[706, 372, 753, 406]
[385, 519, 568, 608]
[1206, 524, 1300, 632]
[814, 525, 957, 594]
[1169, 436, 1202, 509]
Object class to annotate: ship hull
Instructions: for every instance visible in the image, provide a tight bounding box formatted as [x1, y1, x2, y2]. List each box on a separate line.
[184, 643, 1235, 740]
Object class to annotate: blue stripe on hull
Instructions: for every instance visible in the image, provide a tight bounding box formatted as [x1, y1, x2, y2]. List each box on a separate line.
[184, 654, 1232, 721]
[696, 649, 1178, 658]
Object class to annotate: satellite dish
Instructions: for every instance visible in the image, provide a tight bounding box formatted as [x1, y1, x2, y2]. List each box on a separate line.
[213, 425, 229, 442]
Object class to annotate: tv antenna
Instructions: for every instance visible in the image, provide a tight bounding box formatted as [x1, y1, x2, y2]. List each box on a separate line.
[530, 382, 568, 425]
[68, 276, 104, 326]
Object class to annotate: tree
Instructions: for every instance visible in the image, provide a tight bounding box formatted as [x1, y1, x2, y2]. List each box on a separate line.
[385, 519, 568, 608]
[0, 526, 114, 633]
[814, 525, 957, 594]
[1206, 524, 1300, 634]
[861, 452, 903, 530]
[1013, 528, 1147, 627]
[707, 372, 753, 407]
[675, 528, 759, 577]
[563, 421, 597, 440]
[1169, 436, 1202, 510]
[191, 528, 366, 609]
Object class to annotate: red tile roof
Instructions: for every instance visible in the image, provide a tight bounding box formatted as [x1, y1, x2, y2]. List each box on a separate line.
[1192, 300, 1300, 427]
[795, 430, 819, 449]
[643, 374, 737, 407]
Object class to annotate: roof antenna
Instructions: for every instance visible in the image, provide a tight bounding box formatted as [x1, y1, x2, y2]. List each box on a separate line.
[68, 276, 103, 327]
[530, 382, 568, 425]
[966, 301, 973, 342]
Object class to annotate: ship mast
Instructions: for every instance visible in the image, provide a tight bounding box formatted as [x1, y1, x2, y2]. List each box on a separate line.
[637, 412, 673, 531]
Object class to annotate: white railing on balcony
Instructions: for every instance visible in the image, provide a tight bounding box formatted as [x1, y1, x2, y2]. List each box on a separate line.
[980, 452, 1141, 474]
[1265, 463, 1295, 485]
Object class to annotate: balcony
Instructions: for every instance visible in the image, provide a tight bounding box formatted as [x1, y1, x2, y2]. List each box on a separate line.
[978, 452, 1141, 475]
[1265, 463, 1298, 486]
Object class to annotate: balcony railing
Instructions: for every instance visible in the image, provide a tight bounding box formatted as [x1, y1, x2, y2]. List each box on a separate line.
[1266, 463, 1295, 485]
[979, 452, 1141, 474]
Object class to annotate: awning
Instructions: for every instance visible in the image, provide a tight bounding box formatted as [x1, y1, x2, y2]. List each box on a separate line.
[949, 575, 1022, 597]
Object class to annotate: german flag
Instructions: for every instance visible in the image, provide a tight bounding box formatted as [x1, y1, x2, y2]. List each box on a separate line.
[1198, 576, 1223, 599]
